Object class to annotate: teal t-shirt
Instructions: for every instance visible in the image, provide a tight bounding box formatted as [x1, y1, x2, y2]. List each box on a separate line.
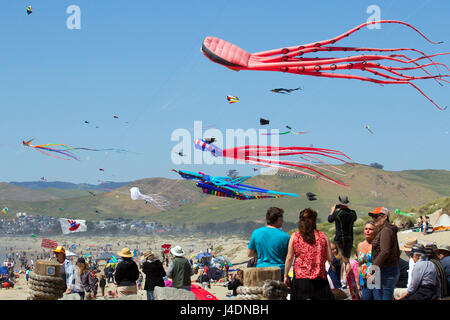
[248, 226, 290, 275]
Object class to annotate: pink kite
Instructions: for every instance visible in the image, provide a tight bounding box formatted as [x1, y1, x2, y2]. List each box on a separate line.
[202, 20, 449, 110]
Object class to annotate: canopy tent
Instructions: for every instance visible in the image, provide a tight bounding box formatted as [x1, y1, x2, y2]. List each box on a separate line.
[196, 252, 211, 260]
[65, 250, 78, 258]
[433, 213, 450, 232]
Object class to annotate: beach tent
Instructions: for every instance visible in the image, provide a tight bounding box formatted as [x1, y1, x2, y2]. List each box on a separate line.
[433, 213, 450, 232]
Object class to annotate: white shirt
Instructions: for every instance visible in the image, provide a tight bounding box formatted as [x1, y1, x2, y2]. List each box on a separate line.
[407, 257, 415, 289]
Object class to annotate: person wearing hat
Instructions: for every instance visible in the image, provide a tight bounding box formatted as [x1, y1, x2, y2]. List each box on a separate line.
[142, 250, 166, 300]
[328, 196, 357, 283]
[435, 244, 450, 297]
[425, 244, 448, 298]
[53, 245, 74, 294]
[396, 244, 441, 300]
[368, 206, 400, 300]
[114, 248, 140, 297]
[393, 237, 417, 299]
[167, 246, 194, 291]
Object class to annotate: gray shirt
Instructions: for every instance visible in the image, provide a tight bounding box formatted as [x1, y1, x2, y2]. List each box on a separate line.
[407, 258, 441, 298]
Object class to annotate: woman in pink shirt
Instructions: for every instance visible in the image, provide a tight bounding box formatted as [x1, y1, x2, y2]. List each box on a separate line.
[284, 208, 334, 300]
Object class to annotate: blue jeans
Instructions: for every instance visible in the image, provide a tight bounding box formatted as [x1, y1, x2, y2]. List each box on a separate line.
[146, 290, 154, 300]
[373, 266, 400, 300]
[360, 283, 374, 300]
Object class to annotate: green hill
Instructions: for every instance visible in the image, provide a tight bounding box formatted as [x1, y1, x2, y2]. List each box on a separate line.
[1, 165, 450, 227]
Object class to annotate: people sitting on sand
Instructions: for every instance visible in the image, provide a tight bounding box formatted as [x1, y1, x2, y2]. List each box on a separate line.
[327, 241, 344, 289]
[248, 207, 290, 280]
[425, 244, 447, 298]
[393, 237, 416, 299]
[284, 208, 335, 300]
[396, 244, 441, 300]
[435, 244, 450, 298]
[227, 269, 243, 297]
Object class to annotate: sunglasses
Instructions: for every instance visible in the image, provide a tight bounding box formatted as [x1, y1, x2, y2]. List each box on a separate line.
[369, 213, 384, 219]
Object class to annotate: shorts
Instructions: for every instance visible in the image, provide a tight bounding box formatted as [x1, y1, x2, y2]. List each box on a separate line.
[335, 240, 353, 259]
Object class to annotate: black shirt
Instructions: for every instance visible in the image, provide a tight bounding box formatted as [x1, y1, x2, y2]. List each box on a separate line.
[328, 206, 357, 242]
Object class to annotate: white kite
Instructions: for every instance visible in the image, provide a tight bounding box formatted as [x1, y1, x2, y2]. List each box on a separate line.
[130, 187, 170, 210]
[59, 218, 87, 235]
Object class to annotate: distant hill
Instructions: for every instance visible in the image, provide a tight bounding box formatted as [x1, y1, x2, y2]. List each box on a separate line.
[9, 181, 129, 191]
[1, 165, 450, 228]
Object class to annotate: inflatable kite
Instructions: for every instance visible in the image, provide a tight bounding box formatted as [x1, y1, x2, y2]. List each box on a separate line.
[271, 87, 302, 94]
[23, 139, 127, 161]
[1, 208, 7, 215]
[202, 20, 449, 110]
[172, 169, 298, 200]
[130, 187, 170, 209]
[227, 95, 239, 104]
[194, 139, 352, 186]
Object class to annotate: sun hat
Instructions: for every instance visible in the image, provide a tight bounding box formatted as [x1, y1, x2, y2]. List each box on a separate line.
[435, 244, 450, 254]
[117, 247, 134, 258]
[53, 246, 66, 254]
[337, 195, 350, 206]
[170, 245, 185, 257]
[143, 250, 156, 261]
[369, 206, 390, 218]
[400, 237, 418, 252]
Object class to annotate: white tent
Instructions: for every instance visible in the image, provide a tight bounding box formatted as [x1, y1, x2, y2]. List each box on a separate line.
[433, 213, 450, 232]
[65, 250, 78, 258]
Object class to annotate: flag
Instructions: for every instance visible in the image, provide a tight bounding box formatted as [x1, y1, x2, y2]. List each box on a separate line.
[59, 218, 87, 235]
[41, 238, 58, 249]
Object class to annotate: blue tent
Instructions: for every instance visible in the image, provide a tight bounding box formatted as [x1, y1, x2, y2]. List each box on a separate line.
[196, 252, 211, 260]
[0, 267, 8, 275]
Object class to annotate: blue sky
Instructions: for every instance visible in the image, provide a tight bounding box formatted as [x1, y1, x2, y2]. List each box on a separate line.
[0, 0, 448, 184]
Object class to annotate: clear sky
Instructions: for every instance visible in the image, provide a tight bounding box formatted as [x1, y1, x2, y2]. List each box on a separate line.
[0, 0, 448, 184]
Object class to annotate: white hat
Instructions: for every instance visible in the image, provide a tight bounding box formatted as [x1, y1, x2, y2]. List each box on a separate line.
[170, 246, 185, 257]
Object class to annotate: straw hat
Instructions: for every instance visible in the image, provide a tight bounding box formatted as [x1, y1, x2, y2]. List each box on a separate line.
[53, 246, 66, 254]
[400, 237, 417, 252]
[170, 245, 185, 257]
[117, 247, 133, 258]
[435, 244, 450, 254]
[143, 250, 156, 261]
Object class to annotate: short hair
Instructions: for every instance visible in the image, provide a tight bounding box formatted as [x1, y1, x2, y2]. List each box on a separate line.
[266, 207, 284, 225]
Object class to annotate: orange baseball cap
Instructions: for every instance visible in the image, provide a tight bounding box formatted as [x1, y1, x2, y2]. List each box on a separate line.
[369, 206, 390, 217]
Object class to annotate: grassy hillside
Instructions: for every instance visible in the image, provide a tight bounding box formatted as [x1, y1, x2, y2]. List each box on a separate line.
[1, 165, 450, 227]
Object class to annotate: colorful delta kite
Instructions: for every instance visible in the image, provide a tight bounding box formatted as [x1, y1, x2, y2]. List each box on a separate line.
[172, 169, 298, 200]
[202, 20, 449, 110]
[23, 139, 127, 161]
[26, 6, 32, 15]
[1, 208, 7, 215]
[194, 139, 352, 186]
[130, 187, 170, 210]
[271, 87, 302, 94]
[365, 125, 374, 134]
[227, 95, 239, 104]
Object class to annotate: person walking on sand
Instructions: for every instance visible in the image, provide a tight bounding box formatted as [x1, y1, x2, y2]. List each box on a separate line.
[284, 208, 334, 300]
[328, 195, 357, 284]
[142, 250, 166, 300]
[167, 246, 194, 291]
[115, 248, 140, 297]
[369, 207, 400, 300]
[248, 207, 290, 279]
[99, 274, 106, 297]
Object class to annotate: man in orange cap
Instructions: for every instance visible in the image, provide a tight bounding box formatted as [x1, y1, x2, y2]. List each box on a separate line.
[53, 246, 74, 294]
[368, 206, 400, 300]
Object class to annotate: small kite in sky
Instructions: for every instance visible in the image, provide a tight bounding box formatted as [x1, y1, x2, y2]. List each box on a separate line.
[203, 137, 216, 144]
[88, 191, 96, 196]
[84, 121, 90, 124]
[365, 125, 374, 134]
[227, 95, 239, 104]
[253, 168, 259, 172]
[23, 139, 128, 161]
[113, 116, 119, 119]
[260, 118, 270, 125]
[175, 151, 186, 157]
[130, 187, 170, 210]
[40, 177, 47, 182]
[271, 87, 302, 94]
[1, 208, 8, 215]
[99, 168, 104, 171]
[27, 6, 32, 15]
[306, 192, 317, 201]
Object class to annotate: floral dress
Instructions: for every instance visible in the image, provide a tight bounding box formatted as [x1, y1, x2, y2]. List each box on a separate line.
[358, 249, 372, 286]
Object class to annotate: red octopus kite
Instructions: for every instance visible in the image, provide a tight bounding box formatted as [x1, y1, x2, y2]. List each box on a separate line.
[201, 20, 449, 110]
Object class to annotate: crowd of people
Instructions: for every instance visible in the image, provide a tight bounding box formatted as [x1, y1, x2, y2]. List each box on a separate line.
[246, 196, 450, 300]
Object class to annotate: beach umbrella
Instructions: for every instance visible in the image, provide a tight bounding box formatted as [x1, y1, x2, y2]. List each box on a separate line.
[195, 252, 211, 259]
